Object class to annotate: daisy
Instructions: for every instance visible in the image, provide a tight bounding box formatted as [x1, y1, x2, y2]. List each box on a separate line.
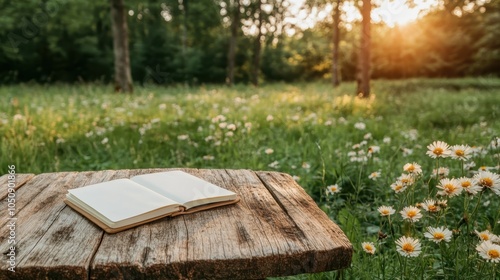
[326, 184, 341, 194]
[390, 181, 407, 193]
[403, 162, 422, 175]
[362, 242, 376, 254]
[377, 206, 396, 216]
[421, 200, 440, 213]
[264, 148, 274, 155]
[354, 122, 366, 130]
[368, 171, 381, 181]
[432, 167, 450, 178]
[476, 241, 500, 263]
[458, 177, 482, 195]
[398, 174, 415, 186]
[424, 226, 453, 243]
[474, 171, 500, 195]
[400, 206, 422, 222]
[426, 141, 451, 159]
[450, 144, 472, 161]
[396, 236, 422, 257]
[475, 230, 494, 241]
[437, 178, 463, 197]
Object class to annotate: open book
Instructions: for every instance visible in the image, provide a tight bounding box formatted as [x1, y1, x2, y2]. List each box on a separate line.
[64, 171, 239, 233]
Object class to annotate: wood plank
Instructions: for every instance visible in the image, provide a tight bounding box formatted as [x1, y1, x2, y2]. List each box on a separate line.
[256, 171, 353, 271]
[0, 170, 118, 279]
[89, 168, 321, 279]
[0, 173, 35, 201]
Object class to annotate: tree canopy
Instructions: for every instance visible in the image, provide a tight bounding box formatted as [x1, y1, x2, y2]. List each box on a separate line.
[1, 0, 498, 85]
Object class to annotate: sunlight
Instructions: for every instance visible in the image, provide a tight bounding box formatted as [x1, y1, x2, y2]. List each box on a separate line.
[288, 0, 440, 30]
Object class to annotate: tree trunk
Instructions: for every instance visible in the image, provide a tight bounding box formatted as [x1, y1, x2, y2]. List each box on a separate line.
[110, 0, 133, 93]
[332, 0, 341, 87]
[226, 0, 240, 86]
[357, 0, 371, 98]
[251, 0, 262, 86]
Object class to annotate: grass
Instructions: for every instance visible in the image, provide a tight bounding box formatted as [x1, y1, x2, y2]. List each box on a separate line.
[1, 78, 500, 279]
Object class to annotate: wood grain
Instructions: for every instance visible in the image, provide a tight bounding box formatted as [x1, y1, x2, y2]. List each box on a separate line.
[0, 169, 352, 279]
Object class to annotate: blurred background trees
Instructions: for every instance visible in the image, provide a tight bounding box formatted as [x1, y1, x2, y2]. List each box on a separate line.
[1, 0, 499, 85]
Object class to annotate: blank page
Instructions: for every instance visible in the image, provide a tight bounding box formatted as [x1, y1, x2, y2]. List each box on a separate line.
[67, 179, 180, 223]
[131, 171, 237, 209]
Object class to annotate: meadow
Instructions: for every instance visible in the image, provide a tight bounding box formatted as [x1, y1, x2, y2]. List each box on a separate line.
[1, 78, 500, 279]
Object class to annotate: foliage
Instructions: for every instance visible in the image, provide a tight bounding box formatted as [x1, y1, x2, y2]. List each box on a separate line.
[0, 0, 499, 84]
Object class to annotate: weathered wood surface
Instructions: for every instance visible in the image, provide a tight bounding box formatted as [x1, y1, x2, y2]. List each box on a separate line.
[0, 169, 352, 279]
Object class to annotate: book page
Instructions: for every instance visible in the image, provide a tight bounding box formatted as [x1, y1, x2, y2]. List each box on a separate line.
[67, 179, 181, 226]
[131, 171, 238, 209]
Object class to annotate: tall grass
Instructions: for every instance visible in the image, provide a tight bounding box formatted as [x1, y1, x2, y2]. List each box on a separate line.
[1, 79, 499, 279]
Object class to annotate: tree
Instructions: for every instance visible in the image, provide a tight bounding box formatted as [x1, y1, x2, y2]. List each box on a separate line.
[110, 0, 133, 92]
[226, 0, 240, 86]
[332, 0, 341, 87]
[357, 0, 371, 98]
[251, 0, 263, 86]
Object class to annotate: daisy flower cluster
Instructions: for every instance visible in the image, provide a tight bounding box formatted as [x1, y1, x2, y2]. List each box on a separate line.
[360, 140, 500, 274]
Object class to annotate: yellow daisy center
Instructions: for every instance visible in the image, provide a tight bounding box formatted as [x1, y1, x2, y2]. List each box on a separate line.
[433, 232, 445, 240]
[364, 244, 373, 251]
[407, 210, 417, 218]
[455, 150, 464, 157]
[433, 147, 444, 155]
[402, 243, 414, 253]
[428, 205, 437, 212]
[381, 209, 389, 215]
[461, 181, 471, 188]
[444, 184, 456, 193]
[406, 165, 415, 172]
[480, 178, 493, 188]
[488, 249, 500, 259]
[480, 234, 490, 241]
[395, 185, 403, 191]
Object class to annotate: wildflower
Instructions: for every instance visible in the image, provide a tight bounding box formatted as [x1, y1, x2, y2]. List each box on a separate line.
[367, 146, 380, 154]
[402, 148, 413, 157]
[362, 242, 376, 254]
[424, 226, 453, 243]
[458, 177, 482, 195]
[474, 171, 500, 195]
[354, 122, 366, 130]
[396, 236, 422, 257]
[225, 131, 234, 137]
[450, 144, 472, 161]
[403, 162, 422, 175]
[377, 206, 395, 216]
[13, 114, 24, 121]
[302, 162, 311, 169]
[203, 155, 214, 161]
[264, 148, 274, 155]
[426, 141, 451, 159]
[158, 103, 167, 110]
[266, 115, 274, 121]
[292, 175, 300, 181]
[369, 171, 381, 181]
[391, 181, 407, 193]
[398, 174, 415, 186]
[432, 167, 450, 178]
[421, 200, 440, 213]
[326, 184, 341, 194]
[177, 134, 189, 140]
[476, 241, 500, 263]
[364, 133, 372, 140]
[383, 137, 391, 143]
[437, 200, 448, 208]
[400, 206, 422, 222]
[227, 124, 237, 131]
[476, 230, 494, 241]
[219, 122, 228, 129]
[464, 161, 476, 170]
[437, 178, 463, 197]
[101, 137, 109, 145]
[268, 161, 279, 169]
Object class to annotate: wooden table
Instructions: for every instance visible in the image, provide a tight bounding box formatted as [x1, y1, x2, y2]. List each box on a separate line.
[0, 169, 352, 279]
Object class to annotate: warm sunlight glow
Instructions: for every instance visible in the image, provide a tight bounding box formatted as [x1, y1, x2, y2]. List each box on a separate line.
[287, 0, 440, 31]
